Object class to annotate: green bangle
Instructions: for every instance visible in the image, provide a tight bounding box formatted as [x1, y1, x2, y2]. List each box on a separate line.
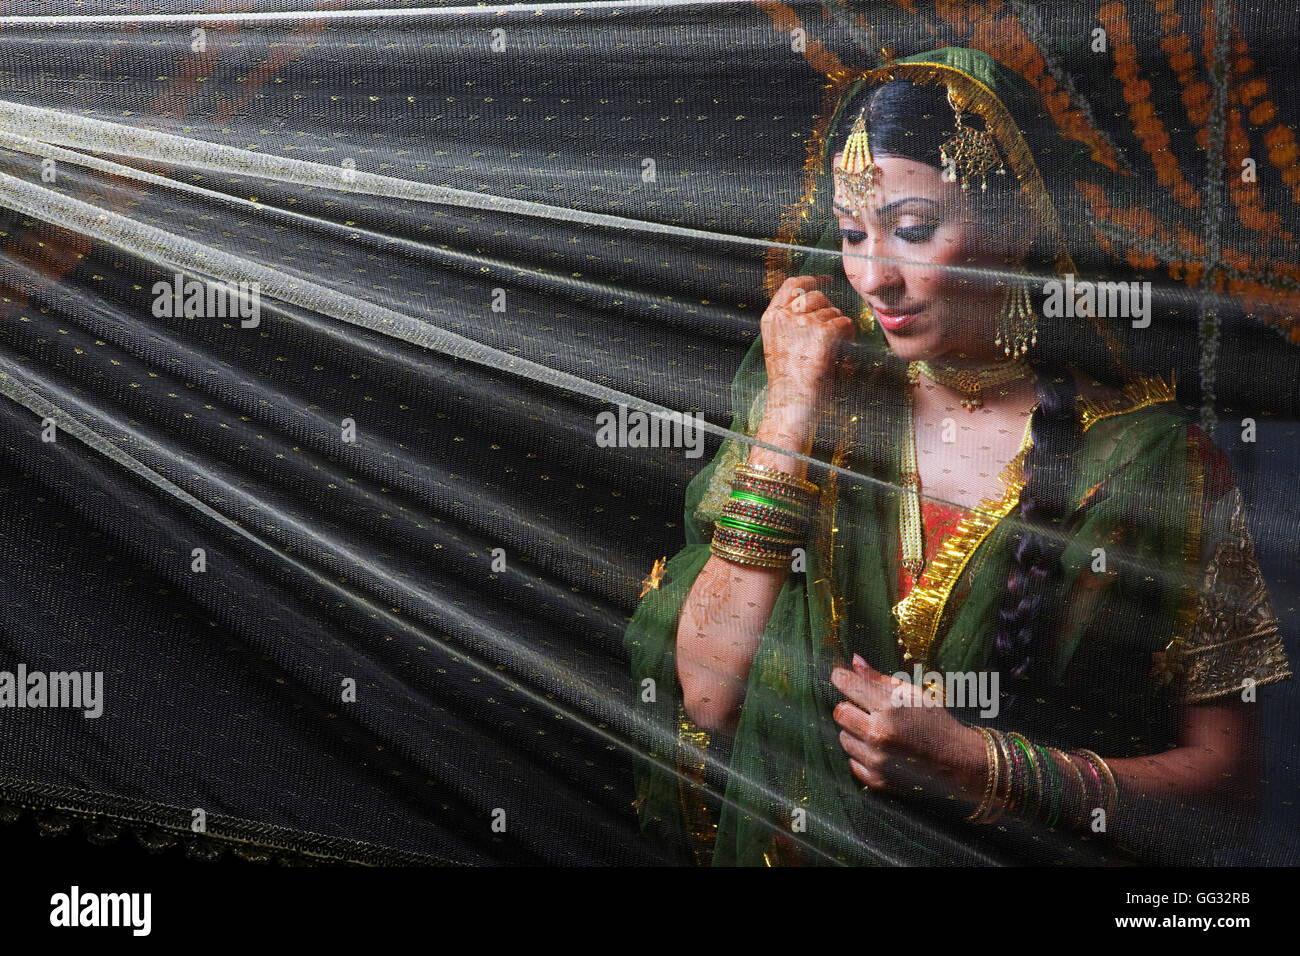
[1035, 741, 1061, 828]
[716, 515, 801, 539]
[1010, 734, 1041, 822]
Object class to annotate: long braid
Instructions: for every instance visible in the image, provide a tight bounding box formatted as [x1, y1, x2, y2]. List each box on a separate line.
[992, 365, 1081, 703]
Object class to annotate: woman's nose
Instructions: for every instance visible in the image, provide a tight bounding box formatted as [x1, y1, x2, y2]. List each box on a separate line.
[854, 240, 903, 299]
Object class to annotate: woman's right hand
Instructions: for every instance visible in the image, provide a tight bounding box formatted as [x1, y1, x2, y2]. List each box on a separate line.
[759, 275, 856, 429]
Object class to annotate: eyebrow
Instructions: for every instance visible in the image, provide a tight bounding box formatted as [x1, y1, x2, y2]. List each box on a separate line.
[833, 197, 941, 218]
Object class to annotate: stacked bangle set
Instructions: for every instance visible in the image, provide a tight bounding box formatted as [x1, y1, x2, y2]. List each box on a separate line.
[967, 727, 1118, 830]
[709, 462, 820, 568]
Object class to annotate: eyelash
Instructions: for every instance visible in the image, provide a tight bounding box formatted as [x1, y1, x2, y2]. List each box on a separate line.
[839, 223, 937, 245]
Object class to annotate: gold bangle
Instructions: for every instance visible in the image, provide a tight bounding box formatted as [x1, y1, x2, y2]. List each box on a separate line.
[718, 502, 807, 538]
[1075, 748, 1119, 819]
[735, 461, 821, 497]
[988, 729, 1014, 823]
[709, 540, 794, 569]
[1052, 747, 1089, 830]
[1008, 732, 1042, 823]
[712, 525, 804, 550]
[721, 496, 807, 527]
[966, 727, 999, 824]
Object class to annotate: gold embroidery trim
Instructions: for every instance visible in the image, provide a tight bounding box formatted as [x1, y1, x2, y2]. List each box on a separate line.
[695, 387, 769, 524]
[891, 373, 1178, 667]
[1179, 490, 1293, 702]
[1076, 372, 1177, 432]
[764, 68, 863, 299]
[675, 703, 716, 866]
[812, 419, 853, 649]
[891, 412, 1033, 665]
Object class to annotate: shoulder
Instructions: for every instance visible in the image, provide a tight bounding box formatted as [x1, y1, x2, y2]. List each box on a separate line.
[1065, 369, 1195, 498]
[1184, 421, 1239, 512]
[1069, 367, 1242, 511]
[1067, 368, 1183, 433]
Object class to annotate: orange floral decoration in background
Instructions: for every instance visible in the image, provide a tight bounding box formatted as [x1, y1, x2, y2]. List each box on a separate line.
[761, 0, 1300, 343]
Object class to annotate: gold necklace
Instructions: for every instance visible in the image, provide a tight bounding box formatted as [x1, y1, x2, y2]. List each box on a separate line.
[899, 391, 925, 579]
[907, 358, 1033, 411]
[895, 386, 1038, 663]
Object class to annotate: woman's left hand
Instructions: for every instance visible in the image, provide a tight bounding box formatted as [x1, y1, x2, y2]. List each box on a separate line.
[831, 655, 987, 808]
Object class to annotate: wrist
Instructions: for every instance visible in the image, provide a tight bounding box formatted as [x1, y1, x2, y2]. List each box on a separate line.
[953, 724, 990, 812]
[764, 384, 822, 425]
[753, 407, 817, 459]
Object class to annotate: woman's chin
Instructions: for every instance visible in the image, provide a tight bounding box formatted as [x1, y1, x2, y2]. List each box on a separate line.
[880, 332, 939, 363]
[883, 333, 1001, 367]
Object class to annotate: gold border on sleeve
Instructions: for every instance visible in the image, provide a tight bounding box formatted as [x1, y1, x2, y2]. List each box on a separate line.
[675, 703, 717, 866]
[1075, 372, 1177, 432]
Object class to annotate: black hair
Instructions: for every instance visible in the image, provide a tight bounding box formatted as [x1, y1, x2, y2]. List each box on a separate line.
[838, 79, 1108, 703]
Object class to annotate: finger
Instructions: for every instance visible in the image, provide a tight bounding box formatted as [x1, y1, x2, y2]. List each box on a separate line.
[837, 728, 874, 767]
[777, 304, 849, 335]
[848, 757, 890, 792]
[816, 309, 856, 333]
[848, 758, 878, 789]
[831, 665, 892, 712]
[785, 290, 834, 315]
[776, 275, 833, 308]
[785, 293, 837, 319]
[851, 653, 889, 682]
[832, 699, 873, 737]
[852, 655, 907, 703]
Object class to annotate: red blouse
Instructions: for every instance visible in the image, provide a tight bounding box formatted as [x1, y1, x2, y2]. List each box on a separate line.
[897, 489, 974, 601]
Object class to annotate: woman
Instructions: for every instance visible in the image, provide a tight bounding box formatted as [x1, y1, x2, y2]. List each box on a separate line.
[625, 47, 1291, 866]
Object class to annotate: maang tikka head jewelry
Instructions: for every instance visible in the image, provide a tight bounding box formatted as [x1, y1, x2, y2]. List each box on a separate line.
[939, 86, 1006, 192]
[834, 106, 881, 219]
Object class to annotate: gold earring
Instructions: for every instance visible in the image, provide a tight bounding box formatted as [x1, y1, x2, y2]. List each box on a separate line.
[859, 301, 876, 332]
[995, 276, 1037, 358]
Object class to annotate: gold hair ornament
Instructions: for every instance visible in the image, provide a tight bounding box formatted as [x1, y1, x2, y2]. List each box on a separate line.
[939, 86, 1007, 193]
[833, 107, 881, 218]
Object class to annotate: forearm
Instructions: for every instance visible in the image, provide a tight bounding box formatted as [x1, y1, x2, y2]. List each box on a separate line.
[676, 555, 788, 734]
[1099, 749, 1248, 853]
[676, 405, 820, 734]
[963, 702, 1259, 860]
[1102, 702, 1262, 855]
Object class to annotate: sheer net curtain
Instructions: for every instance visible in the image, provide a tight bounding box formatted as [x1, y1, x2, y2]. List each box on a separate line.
[0, 0, 1296, 865]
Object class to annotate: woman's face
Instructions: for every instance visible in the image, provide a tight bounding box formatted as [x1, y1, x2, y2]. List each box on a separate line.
[832, 152, 1026, 365]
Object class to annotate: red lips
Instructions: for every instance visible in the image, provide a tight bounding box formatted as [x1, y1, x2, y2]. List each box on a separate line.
[871, 305, 925, 332]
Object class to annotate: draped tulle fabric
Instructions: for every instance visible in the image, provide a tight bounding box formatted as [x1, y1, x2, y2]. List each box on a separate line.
[0, 1, 1297, 866]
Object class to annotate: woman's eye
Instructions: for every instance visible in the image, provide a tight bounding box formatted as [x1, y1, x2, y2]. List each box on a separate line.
[895, 223, 938, 243]
[839, 228, 866, 245]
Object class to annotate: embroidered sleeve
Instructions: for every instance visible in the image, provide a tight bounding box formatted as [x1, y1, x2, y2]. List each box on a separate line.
[1177, 483, 1292, 704]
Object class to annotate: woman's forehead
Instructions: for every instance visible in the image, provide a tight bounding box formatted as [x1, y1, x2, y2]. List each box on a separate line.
[831, 154, 949, 216]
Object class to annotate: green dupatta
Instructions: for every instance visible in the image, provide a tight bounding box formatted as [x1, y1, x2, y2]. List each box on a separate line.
[624, 48, 1204, 866]
[624, 332, 1194, 866]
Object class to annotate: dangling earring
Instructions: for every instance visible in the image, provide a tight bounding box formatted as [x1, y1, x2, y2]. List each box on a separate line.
[859, 301, 876, 332]
[995, 275, 1038, 359]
